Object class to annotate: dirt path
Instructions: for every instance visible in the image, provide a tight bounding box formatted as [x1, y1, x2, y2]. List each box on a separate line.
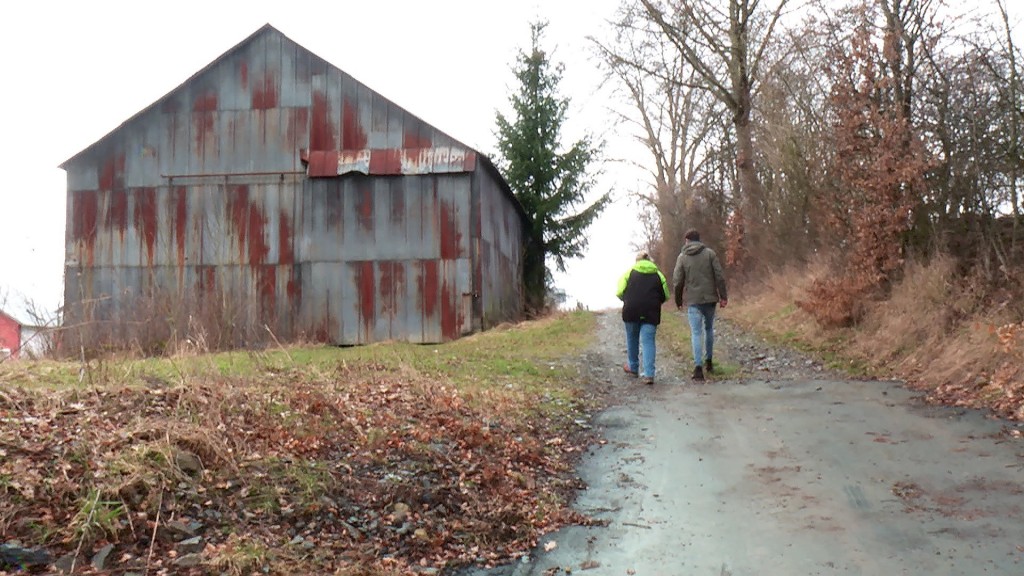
[465, 311, 1024, 576]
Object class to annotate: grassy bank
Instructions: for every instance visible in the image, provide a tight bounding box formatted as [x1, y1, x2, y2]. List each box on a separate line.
[724, 256, 1024, 420]
[0, 311, 601, 575]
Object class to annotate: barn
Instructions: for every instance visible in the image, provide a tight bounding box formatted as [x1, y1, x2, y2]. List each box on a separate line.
[0, 310, 19, 359]
[60, 24, 525, 351]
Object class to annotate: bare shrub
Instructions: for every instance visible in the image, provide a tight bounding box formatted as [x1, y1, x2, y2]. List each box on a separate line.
[61, 285, 267, 359]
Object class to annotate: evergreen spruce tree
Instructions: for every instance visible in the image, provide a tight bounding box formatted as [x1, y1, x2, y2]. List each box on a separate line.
[495, 21, 609, 313]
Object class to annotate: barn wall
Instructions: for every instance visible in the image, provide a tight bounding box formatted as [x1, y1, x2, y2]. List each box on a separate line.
[476, 165, 524, 327]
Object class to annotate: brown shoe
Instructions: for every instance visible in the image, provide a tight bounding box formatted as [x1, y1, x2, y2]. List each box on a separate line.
[640, 376, 654, 385]
[623, 364, 638, 377]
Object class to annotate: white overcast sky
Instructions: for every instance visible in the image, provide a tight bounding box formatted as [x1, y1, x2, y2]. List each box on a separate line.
[0, 0, 650, 320]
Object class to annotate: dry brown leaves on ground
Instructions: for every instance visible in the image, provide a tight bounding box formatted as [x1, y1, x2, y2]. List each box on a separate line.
[0, 361, 596, 574]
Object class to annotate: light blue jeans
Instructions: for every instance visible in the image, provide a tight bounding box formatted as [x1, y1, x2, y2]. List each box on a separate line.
[624, 322, 657, 378]
[687, 303, 717, 368]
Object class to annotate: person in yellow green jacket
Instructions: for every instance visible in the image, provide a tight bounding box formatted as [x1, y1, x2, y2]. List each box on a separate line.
[616, 252, 671, 384]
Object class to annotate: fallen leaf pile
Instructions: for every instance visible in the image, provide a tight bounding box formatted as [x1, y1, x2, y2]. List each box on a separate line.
[0, 359, 598, 574]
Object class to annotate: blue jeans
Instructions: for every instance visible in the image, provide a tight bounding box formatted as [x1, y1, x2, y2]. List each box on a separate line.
[624, 322, 657, 378]
[687, 303, 717, 368]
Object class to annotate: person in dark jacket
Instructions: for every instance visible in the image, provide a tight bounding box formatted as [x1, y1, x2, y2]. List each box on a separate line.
[672, 229, 728, 381]
[616, 252, 671, 384]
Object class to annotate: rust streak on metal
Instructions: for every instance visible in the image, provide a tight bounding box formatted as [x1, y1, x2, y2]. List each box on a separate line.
[227, 185, 251, 264]
[439, 200, 461, 260]
[172, 186, 187, 267]
[342, 98, 368, 150]
[106, 189, 128, 238]
[403, 129, 431, 149]
[441, 276, 457, 341]
[258, 266, 277, 316]
[420, 260, 439, 319]
[310, 91, 336, 150]
[278, 211, 294, 265]
[357, 261, 375, 338]
[252, 72, 279, 110]
[248, 202, 269, 265]
[133, 187, 159, 265]
[74, 190, 99, 266]
[99, 154, 126, 191]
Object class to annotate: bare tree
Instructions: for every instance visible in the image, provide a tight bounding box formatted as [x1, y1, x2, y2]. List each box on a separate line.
[594, 4, 727, 265]
[636, 0, 790, 266]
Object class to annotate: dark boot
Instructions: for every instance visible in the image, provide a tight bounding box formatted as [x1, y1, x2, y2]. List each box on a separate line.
[704, 359, 714, 374]
[691, 366, 705, 381]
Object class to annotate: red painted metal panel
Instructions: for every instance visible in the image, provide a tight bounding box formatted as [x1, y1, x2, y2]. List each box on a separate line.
[304, 147, 476, 177]
[305, 150, 339, 177]
[368, 148, 402, 174]
[0, 313, 21, 359]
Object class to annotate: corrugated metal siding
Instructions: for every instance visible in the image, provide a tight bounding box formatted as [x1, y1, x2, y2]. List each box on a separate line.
[476, 165, 524, 327]
[295, 173, 473, 344]
[61, 25, 522, 350]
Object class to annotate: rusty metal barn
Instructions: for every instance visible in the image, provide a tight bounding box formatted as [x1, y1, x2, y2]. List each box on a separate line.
[60, 24, 525, 350]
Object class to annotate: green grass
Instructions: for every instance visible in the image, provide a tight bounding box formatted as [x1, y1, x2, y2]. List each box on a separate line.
[0, 311, 597, 392]
[70, 489, 125, 543]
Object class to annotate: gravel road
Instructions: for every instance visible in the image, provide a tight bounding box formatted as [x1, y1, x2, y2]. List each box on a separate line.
[463, 310, 1024, 576]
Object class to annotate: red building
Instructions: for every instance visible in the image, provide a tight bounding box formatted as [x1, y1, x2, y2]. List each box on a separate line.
[0, 310, 21, 359]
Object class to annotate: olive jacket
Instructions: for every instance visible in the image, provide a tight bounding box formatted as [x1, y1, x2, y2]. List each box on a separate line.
[672, 241, 728, 307]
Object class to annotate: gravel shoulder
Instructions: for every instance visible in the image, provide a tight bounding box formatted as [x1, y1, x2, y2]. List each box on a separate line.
[463, 310, 1024, 576]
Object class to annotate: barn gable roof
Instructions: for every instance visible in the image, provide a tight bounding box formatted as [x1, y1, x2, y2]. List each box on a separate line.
[59, 23, 528, 229]
[59, 25, 508, 187]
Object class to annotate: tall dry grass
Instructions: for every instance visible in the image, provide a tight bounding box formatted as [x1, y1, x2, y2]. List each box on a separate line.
[728, 255, 839, 348]
[728, 253, 1024, 418]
